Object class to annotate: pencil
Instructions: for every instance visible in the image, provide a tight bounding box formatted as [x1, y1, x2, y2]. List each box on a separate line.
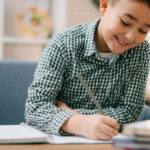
[77, 73, 105, 115]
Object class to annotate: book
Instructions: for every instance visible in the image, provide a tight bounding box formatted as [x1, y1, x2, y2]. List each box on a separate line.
[0, 123, 48, 144]
[123, 120, 150, 136]
[113, 141, 150, 149]
[113, 135, 150, 149]
[112, 121, 150, 150]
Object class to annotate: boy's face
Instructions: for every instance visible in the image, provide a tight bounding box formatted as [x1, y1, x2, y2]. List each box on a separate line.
[99, 0, 150, 54]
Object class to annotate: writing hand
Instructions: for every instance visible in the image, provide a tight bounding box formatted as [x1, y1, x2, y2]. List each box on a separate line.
[56, 100, 119, 140]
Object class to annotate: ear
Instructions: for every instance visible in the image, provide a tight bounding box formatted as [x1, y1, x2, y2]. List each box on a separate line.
[99, 0, 109, 16]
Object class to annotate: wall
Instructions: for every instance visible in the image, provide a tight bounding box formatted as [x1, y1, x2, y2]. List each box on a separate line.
[3, 0, 100, 61]
[66, 0, 100, 28]
[3, 0, 44, 61]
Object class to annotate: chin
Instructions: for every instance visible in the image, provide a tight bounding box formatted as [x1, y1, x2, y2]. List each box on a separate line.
[108, 43, 129, 54]
[110, 47, 127, 54]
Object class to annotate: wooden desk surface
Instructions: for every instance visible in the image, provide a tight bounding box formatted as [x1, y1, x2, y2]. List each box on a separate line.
[0, 144, 123, 150]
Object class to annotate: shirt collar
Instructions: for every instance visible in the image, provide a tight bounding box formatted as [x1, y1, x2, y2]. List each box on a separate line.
[121, 50, 128, 58]
[84, 19, 100, 57]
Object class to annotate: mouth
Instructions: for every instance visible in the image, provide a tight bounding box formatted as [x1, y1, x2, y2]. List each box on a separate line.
[115, 35, 129, 47]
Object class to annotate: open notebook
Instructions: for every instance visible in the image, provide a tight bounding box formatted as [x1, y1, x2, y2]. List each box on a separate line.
[0, 123, 48, 144]
[0, 123, 122, 144]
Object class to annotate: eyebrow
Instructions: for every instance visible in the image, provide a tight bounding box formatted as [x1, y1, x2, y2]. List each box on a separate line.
[146, 24, 150, 28]
[124, 13, 150, 28]
[125, 13, 137, 21]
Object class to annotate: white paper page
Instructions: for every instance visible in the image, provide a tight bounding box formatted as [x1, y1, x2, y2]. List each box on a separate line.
[126, 120, 150, 129]
[0, 124, 48, 143]
[47, 134, 124, 144]
[124, 120, 150, 136]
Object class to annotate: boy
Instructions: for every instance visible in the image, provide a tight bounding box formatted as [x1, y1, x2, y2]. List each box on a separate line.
[25, 0, 150, 140]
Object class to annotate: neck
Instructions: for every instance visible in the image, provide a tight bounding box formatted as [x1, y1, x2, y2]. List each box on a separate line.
[95, 23, 111, 53]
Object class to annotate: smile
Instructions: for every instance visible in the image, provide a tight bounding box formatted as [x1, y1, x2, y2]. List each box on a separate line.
[115, 35, 128, 47]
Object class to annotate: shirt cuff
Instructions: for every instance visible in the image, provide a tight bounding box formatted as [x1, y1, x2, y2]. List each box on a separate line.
[51, 110, 75, 135]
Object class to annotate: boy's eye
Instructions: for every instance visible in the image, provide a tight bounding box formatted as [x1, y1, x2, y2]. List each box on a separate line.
[139, 29, 147, 34]
[121, 19, 130, 26]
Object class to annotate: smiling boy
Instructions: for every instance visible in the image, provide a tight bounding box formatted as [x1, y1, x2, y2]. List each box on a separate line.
[25, 0, 150, 140]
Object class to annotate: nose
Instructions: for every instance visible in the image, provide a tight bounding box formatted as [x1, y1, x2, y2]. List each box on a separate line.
[125, 30, 136, 44]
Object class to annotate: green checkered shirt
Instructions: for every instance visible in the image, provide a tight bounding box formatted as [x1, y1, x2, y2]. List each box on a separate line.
[25, 19, 150, 135]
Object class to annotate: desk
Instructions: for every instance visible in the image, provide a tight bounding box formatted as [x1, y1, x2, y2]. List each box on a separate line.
[0, 144, 122, 150]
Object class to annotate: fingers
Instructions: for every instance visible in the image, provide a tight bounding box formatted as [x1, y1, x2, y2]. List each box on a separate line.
[56, 100, 68, 110]
[56, 100, 65, 106]
[95, 115, 119, 140]
[96, 131, 113, 140]
[95, 116, 119, 139]
[102, 115, 120, 130]
[56, 100, 78, 113]
[100, 124, 118, 137]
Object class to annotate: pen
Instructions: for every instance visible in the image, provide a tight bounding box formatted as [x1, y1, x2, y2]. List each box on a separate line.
[77, 73, 105, 115]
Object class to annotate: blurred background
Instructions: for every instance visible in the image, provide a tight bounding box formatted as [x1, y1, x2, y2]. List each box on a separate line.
[0, 0, 100, 61]
[0, 0, 149, 61]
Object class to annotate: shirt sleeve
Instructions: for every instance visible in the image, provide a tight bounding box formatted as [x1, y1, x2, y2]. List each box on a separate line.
[25, 37, 75, 135]
[77, 45, 150, 132]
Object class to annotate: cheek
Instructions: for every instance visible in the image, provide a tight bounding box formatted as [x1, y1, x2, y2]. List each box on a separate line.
[107, 22, 123, 37]
[136, 35, 147, 45]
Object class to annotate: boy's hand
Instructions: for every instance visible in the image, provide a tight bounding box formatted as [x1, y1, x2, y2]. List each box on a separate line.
[78, 114, 119, 140]
[62, 114, 119, 140]
[57, 100, 119, 140]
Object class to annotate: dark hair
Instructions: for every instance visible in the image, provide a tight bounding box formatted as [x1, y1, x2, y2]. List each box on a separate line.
[110, 0, 150, 7]
[92, 0, 100, 7]
[92, 0, 150, 8]
[136, 0, 150, 7]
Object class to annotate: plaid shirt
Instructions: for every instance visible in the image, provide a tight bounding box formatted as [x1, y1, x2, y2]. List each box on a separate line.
[25, 19, 150, 135]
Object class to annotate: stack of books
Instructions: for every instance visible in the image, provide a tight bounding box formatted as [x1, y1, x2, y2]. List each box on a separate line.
[112, 120, 150, 150]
